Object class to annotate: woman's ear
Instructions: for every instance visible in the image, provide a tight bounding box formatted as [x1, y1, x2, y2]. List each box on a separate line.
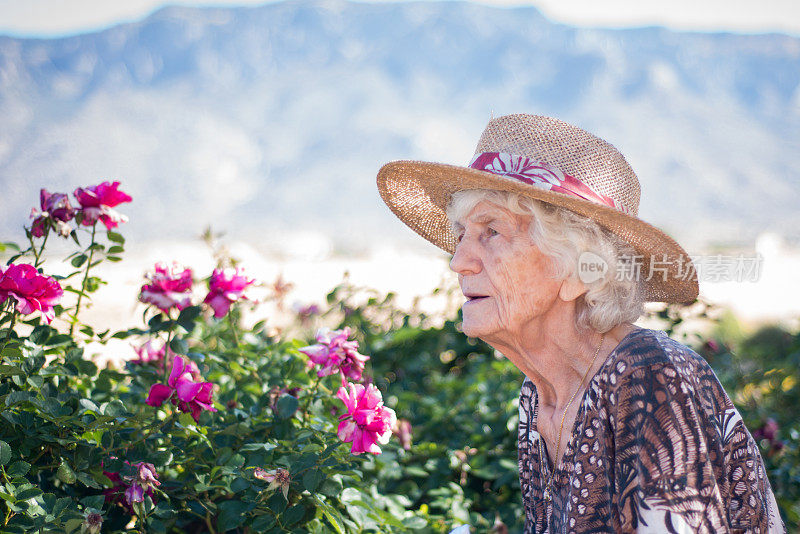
[558, 276, 587, 303]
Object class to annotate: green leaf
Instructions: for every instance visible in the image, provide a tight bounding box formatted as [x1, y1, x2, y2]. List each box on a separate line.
[107, 245, 124, 254]
[217, 500, 248, 530]
[21, 354, 46, 375]
[169, 337, 189, 355]
[402, 516, 428, 529]
[0, 365, 24, 377]
[45, 334, 73, 346]
[177, 306, 202, 331]
[70, 254, 88, 268]
[34, 397, 64, 417]
[251, 515, 276, 530]
[240, 442, 277, 452]
[0, 440, 11, 465]
[52, 497, 70, 517]
[0, 346, 23, 361]
[302, 469, 323, 492]
[29, 325, 52, 345]
[106, 231, 125, 244]
[64, 518, 83, 533]
[7, 461, 30, 478]
[102, 400, 127, 418]
[6, 390, 35, 406]
[231, 477, 250, 493]
[15, 487, 42, 500]
[274, 395, 299, 420]
[80, 495, 104, 510]
[320, 502, 345, 534]
[282, 504, 305, 526]
[56, 460, 77, 484]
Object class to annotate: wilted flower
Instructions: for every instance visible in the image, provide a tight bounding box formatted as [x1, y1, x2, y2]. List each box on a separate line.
[254, 468, 292, 499]
[299, 327, 370, 382]
[134, 462, 160, 492]
[73, 181, 132, 229]
[270, 274, 294, 311]
[103, 463, 156, 514]
[30, 189, 75, 238]
[0, 263, 63, 324]
[392, 418, 413, 451]
[81, 510, 103, 534]
[336, 381, 396, 455]
[147, 355, 216, 422]
[203, 267, 256, 318]
[133, 339, 166, 364]
[124, 483, 144, 505]
[139, 262, 193, 313]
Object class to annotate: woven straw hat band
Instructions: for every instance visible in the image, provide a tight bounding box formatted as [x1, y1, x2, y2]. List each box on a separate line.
[474, 115, 641, 217]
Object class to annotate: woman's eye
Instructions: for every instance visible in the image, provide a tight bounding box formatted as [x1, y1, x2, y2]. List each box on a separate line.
[486, 227, 499, 238]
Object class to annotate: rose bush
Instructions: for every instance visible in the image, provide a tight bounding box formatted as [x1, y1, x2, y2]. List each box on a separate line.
[2, 183, 798, 532]
[0, 184, 430, 533]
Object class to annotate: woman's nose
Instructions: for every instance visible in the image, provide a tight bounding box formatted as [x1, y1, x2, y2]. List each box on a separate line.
[449, 238, 481, 275]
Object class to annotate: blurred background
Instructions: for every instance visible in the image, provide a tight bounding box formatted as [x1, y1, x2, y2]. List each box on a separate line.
[1, 0, 799, 333]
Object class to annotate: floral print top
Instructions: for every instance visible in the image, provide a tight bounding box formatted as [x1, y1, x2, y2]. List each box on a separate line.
[517, 327, 785, 533]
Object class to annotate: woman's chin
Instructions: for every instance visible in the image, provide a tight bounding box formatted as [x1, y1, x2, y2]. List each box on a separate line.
[460, 319, 493, 340]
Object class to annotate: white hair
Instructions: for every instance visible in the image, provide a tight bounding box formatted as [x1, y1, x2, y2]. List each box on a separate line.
[446, 189, 644, 333]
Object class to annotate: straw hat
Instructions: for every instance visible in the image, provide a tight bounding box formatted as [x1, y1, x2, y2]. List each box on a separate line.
[376, 114, 698, 304]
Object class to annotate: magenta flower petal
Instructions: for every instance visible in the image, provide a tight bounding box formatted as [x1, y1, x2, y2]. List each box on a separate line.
[146, 384, 172, 407]
[175, 377, 203, 403]
[0, 263, 63, 324]
[74, 181, 131, 228]
[139, 262, 193, 313]
[202, 267, 256, 319]
[168, 356, 186, 388]
[124, 483, 144, 505]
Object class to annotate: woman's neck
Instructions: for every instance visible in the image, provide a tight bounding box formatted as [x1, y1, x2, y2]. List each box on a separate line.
[485, 304, 637, 411]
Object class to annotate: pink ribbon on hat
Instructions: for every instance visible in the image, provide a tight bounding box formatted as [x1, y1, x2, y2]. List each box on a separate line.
[469, 152, 627, 214]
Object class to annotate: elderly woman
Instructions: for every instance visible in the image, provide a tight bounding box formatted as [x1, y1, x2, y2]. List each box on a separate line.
[377, 115, 784, 533]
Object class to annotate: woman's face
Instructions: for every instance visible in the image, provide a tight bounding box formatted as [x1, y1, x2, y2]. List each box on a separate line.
[449, 200, 563, 341]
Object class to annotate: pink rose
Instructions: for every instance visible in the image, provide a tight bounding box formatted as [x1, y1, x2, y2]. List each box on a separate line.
[0, 263, 63, 324]
[147, 355, 216, 422]
[299, 327, 370, 382]
[336, 382, 396, 455]
[73, 181, 132, 230]
[203, 267, 256, 318]
[139, 262, 193, 313]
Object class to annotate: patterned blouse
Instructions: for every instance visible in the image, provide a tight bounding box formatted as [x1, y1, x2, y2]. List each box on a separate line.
[517, 327, 785, 533]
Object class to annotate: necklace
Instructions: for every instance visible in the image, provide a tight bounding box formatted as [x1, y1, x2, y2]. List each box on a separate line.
[539, 333, 604, 504]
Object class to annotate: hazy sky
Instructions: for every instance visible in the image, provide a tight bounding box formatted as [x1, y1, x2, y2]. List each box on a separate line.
[1, 0, 799, 37]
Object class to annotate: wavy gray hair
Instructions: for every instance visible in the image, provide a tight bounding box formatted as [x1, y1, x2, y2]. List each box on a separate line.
[446, 190, 644, 333]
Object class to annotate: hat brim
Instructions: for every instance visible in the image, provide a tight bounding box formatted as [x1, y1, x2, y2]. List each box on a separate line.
[377, 160, 699, 304]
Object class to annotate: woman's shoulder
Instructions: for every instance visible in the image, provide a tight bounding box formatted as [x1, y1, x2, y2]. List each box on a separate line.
[598, 327, 726, 402]
[607, 326, 712, 378]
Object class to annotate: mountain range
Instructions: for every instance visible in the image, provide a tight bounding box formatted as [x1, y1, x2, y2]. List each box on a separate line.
[1, 0, 798, 254]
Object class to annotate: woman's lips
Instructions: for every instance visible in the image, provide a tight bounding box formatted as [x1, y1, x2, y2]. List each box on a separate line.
[464, 295, 489, 303]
